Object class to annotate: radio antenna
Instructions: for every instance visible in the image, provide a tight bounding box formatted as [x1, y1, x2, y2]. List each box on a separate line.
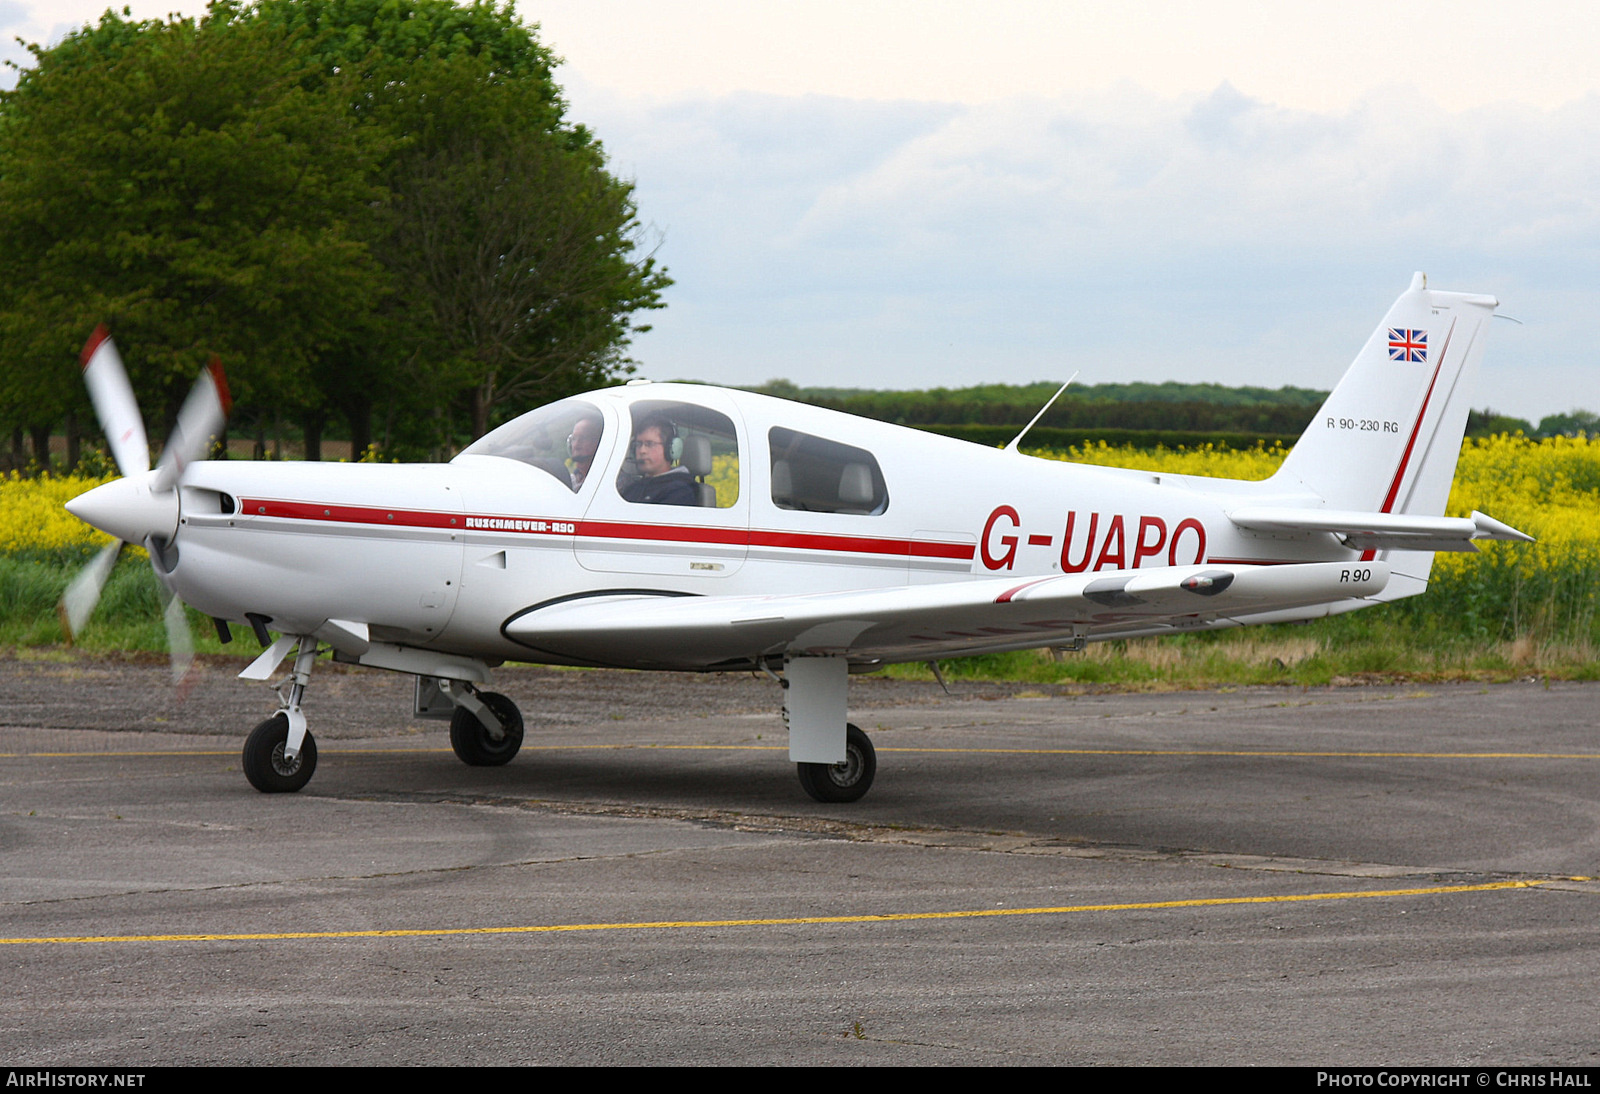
[1004, 372, 1079, 453]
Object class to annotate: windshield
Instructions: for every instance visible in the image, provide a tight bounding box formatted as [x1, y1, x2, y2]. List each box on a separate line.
[457, 398, 605, 492]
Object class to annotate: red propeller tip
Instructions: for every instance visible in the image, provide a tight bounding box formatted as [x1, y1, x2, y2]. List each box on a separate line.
[79, 324, 111, 371]
[207, 356, 233, 416]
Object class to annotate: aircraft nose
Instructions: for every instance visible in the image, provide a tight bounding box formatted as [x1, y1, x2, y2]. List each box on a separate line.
[65, 471, 179, 543]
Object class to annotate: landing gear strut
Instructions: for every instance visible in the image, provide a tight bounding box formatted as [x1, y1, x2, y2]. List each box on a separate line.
[796, 723, 876, 803]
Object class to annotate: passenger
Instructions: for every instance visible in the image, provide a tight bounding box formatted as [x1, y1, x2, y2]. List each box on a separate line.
[621, 418, 698, 506]
[567, 414, 602, 491]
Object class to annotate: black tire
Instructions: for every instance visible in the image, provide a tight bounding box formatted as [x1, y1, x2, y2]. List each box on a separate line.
[796, 723, 876, 803]
[242, 714, 317, 793]
[449, 691, 524, 766]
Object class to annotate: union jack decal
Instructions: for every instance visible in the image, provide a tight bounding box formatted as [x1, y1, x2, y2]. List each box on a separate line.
[1388, 328, 1427, 362]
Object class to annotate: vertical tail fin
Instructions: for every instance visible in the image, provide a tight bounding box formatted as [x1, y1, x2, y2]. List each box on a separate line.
[1271, 273, 1499, 600]
[1272, 272, 1498, 517]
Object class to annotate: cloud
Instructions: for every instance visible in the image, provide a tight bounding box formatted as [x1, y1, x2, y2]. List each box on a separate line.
[573, 81, 1600, 416]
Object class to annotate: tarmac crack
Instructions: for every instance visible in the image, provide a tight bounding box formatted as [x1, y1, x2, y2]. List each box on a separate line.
[0, 842, 739, 911]
[327, 788, 1600, 886]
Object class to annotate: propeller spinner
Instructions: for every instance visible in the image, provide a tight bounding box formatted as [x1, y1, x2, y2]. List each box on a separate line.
[59, 328, 231, 685]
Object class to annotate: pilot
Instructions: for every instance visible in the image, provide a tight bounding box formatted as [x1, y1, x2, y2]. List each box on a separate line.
[567, 414, 602, 491]
[621, 417, 698, 506]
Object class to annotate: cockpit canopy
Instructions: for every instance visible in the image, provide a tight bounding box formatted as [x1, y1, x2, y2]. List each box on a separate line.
[457, 386, 889, 516]
[457, 397, 605, 492]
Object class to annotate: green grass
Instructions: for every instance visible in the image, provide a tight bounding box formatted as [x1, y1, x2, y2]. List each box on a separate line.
[0, 551, 236, 657]
[3, 552, 1594, 686]
[888, 611, 1600, 689]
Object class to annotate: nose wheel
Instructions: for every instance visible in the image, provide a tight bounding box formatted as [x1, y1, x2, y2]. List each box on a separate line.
[796, 723, 876, 803]
[242, 713, 318, 793]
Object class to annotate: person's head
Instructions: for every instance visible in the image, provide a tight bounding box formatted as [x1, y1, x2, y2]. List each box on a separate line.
[568, 416, 601, 467]
[632, 418, 677, 477]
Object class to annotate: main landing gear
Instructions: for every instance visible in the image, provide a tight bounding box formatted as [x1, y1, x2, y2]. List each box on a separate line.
[796, 723, 876, 803]
[782, 656, 878, 804]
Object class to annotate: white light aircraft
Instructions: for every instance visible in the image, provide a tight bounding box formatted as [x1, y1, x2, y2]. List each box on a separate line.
[62, 273, 1531, 801]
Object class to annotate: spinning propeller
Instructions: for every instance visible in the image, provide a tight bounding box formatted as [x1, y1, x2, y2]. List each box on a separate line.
[60, 327, 231, 684]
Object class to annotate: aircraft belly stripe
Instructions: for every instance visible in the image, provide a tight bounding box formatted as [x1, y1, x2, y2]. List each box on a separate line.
[239, 499, 976, 561]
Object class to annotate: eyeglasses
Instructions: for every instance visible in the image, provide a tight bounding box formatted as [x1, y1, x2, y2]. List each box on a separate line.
[633, 439, 663, 450]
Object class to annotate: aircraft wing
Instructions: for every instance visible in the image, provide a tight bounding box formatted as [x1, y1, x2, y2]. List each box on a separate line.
[503, 561, 1389, 669]
[1226, 507, 1533, 553]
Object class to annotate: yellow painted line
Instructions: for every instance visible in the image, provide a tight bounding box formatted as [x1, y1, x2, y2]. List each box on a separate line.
[0, 880, 1542, 946]
[1, 750, 241, 757]
[880, 747, 1600, 760]
[4, 745, 1598, 760]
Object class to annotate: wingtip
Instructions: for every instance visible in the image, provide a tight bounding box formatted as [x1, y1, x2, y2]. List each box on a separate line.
[79, 324, 111, 371]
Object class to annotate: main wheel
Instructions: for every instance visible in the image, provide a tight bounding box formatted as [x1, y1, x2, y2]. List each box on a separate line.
[242, 714, 317, 793]
[796, 723, 876, 803]
[449, 691, 524, 766]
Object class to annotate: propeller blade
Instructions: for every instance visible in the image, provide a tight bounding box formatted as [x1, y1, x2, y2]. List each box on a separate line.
[80, 326, 150, 478]
[57, 539, 124, 642]
[152, 355, 231, 493]
[156, 576, 196, 688]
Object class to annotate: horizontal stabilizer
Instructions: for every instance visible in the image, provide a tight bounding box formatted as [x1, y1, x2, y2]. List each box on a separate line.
[1227, 506, 1534, 553]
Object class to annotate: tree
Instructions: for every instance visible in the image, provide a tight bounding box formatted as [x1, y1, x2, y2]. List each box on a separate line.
[1536, 410, 1600, 438]
[0, 7, 388, 455]
[0, 0, 668, 462]
[377, 53, 669, 438]
[245, 0, 668, 449]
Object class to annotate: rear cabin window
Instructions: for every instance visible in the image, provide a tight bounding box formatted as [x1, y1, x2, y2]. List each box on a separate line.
[768, 427, 889, 515]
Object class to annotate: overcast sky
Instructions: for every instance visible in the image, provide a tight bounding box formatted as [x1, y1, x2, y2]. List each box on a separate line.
[5, 1, 1599, 420]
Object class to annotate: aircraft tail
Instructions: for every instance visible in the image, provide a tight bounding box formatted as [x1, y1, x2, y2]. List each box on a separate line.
[1268, 273, 1501, 598]
[1272, 272, 1497, 515]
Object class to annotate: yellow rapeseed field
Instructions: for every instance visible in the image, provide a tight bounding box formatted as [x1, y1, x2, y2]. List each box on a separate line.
[4, 435, 1596, 641]
[1031, 434, 1600, 641]
[0, 471, 119, 553]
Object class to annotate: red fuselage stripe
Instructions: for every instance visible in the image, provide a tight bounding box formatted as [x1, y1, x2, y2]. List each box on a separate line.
[238, 499, 977, 561]
[246, 499, 461, 528]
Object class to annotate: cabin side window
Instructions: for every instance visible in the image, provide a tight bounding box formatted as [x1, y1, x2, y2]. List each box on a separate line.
[616, 401, 740, 508]
[768, 427, 889, 515]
